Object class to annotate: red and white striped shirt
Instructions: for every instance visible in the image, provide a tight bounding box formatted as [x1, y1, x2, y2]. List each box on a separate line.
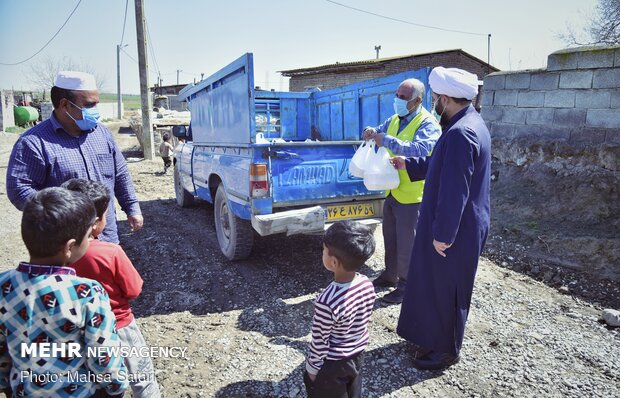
[306, 273, 376, 375]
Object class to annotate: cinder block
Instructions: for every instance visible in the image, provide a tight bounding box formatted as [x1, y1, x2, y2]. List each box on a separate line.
[518, 91, 545, 107]
[503, 108, 527, 124]
[547, 51, 579, 71]
[489, 122, 515, 139]
[494, 90, 518, 106]
[606, 129, 620, 144]
[570, 128, 606, 144]
[531, 73, 559, 90]
[544, 90, 576, 108]
[610, 89, 620, 108]
[526, 108, 555, 125]
[515, 124, 571, 141]
[593, 68, 620, 88]
[553, 108, 586, 127]
[514, 124, 542, 138]
[505, 73, 531, 89]
[40, 102, 53, 121]
[575, 90, 611, 109]
[480, 90, 494, 106]
[578, 48, 615, 69]
[483, 74, 505, 90]
[480, 106, 503, 122]
[586, 109, 620, 128]
[540, 126, 571, 141]
[559, 71, 593, 89]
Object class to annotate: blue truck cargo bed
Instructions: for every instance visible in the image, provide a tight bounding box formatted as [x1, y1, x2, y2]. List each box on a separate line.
[173, 53, 433, 260]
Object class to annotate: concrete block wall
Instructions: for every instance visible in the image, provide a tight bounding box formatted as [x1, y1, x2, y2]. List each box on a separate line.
[40, 102, 53, 121]
[0, 90, 15, 131]
[481, 46, 620, 144]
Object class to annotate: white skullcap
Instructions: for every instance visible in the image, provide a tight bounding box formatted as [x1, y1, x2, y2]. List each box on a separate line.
[54, 71, 97, 91]
[429, 67, 479, 100]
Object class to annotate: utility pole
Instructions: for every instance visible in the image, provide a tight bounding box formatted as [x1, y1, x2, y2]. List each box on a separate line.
[116, 44, 127, 120]
[374, 45, 381, 59]
[135, 0, 154, 160]
[176, 69, 182, 85]
[487, 34, 492, 75]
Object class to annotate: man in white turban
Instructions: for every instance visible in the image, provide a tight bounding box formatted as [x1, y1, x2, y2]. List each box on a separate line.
[391, 66, 491, 370]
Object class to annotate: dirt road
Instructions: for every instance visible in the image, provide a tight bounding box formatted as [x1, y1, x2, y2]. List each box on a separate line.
[0, 127, 618, 397]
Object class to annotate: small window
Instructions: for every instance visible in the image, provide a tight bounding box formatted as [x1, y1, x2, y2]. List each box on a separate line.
[255, 100, 281, 137]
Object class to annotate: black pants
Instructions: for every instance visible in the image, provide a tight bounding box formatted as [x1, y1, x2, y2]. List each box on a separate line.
[304, 353, 364, 398]
[162, 156, 172, 169]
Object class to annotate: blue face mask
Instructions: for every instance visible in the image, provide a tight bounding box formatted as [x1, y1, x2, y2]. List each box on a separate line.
[393, 97, 411, 117]
[66, 100, 100, 131]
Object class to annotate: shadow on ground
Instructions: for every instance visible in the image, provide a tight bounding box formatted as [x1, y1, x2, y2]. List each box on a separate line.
[214, 342, 441, 397]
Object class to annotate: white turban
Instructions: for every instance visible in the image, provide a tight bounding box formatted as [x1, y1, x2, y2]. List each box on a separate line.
[54, 71, 97, 91]
[429, 67, 479, 100]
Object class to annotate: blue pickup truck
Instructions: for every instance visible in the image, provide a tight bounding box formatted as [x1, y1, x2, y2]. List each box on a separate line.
[172, 53, 433, 260]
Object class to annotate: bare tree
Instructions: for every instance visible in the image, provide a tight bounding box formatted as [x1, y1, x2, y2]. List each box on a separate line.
[562, 0, 620, 46]
[27, 55, 107, 93]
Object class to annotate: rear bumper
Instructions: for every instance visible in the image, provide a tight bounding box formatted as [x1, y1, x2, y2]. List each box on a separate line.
[251, 199, 384, 236]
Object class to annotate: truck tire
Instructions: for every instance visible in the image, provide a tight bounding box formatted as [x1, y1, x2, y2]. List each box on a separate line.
[214, 186, 254, 260]
[174, 162, 194, 208]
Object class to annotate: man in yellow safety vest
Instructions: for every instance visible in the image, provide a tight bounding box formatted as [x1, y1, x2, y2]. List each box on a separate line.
[362, 78, 441, 304]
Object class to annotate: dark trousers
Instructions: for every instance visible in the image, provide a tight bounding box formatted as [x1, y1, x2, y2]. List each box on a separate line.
[382, 195, 420, 290]
[162, 156, 172, 169]
[304, 353, 364, 398]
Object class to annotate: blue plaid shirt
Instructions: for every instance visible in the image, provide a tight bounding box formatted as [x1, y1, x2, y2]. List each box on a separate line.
[6, 113, 141, 244]
[0, 264, 128, 397]
[371, 108, 441, 157]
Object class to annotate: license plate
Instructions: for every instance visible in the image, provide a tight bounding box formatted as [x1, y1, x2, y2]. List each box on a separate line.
[325, 203, 375, 221]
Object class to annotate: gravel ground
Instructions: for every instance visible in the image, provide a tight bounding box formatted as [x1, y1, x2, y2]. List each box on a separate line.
[0, 128, 618, 397]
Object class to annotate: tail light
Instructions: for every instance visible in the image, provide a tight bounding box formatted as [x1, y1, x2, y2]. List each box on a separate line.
[250, 164, 269, 197]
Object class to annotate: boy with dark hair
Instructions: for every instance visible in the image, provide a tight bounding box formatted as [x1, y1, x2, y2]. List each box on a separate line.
[158, 133, 174, 173]
[0, 187, 127, 397]
[62, 179, 161, 398]
[304, 221, 376, 398]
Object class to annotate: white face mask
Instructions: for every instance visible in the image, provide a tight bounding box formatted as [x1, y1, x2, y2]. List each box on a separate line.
[431, 95, 447, 123]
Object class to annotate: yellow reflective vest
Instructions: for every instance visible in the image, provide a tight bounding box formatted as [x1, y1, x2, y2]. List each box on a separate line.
[385, 108, 435, 204]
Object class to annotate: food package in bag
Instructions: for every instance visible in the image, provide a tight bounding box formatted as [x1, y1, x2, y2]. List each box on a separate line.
[349, 140, 373, 178]
[363, 146, 400, 191]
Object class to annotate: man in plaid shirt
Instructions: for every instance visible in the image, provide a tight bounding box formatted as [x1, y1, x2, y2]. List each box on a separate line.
[6, 71, 143, 244]
[0, 188, 127, 397]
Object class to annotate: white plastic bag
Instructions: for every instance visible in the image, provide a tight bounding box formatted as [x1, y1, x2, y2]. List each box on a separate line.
[349, 140, 374, 178]
[363, 146, 400, 191]
[255, 132, 270, 144]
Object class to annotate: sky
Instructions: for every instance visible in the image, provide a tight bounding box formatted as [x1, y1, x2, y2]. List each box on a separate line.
[0, 0, 599, 95]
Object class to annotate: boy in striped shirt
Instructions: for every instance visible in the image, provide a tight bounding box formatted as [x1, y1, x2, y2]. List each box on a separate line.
[304, 221, 376, 398]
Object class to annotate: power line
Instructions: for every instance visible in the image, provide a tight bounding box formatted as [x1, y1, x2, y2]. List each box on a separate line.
[145, 18, 161, 78]
[120, 0, 129, 45]
[120, 47, 159, 79]
[120, 47, 139, 64]
[326, 0, 487, 37]
[0, 0, 84, 66]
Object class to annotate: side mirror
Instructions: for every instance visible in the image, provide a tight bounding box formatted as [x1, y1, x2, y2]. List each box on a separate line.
[172, 125, 187, 138]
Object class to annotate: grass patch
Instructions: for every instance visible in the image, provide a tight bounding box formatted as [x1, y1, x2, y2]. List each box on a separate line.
[5, 126, 27, 134]
[99, 93, 142, 110]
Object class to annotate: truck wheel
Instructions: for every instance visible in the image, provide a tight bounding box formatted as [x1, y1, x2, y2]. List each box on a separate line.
[214, 186, 254, 260]
[174, 162, 194, 207]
